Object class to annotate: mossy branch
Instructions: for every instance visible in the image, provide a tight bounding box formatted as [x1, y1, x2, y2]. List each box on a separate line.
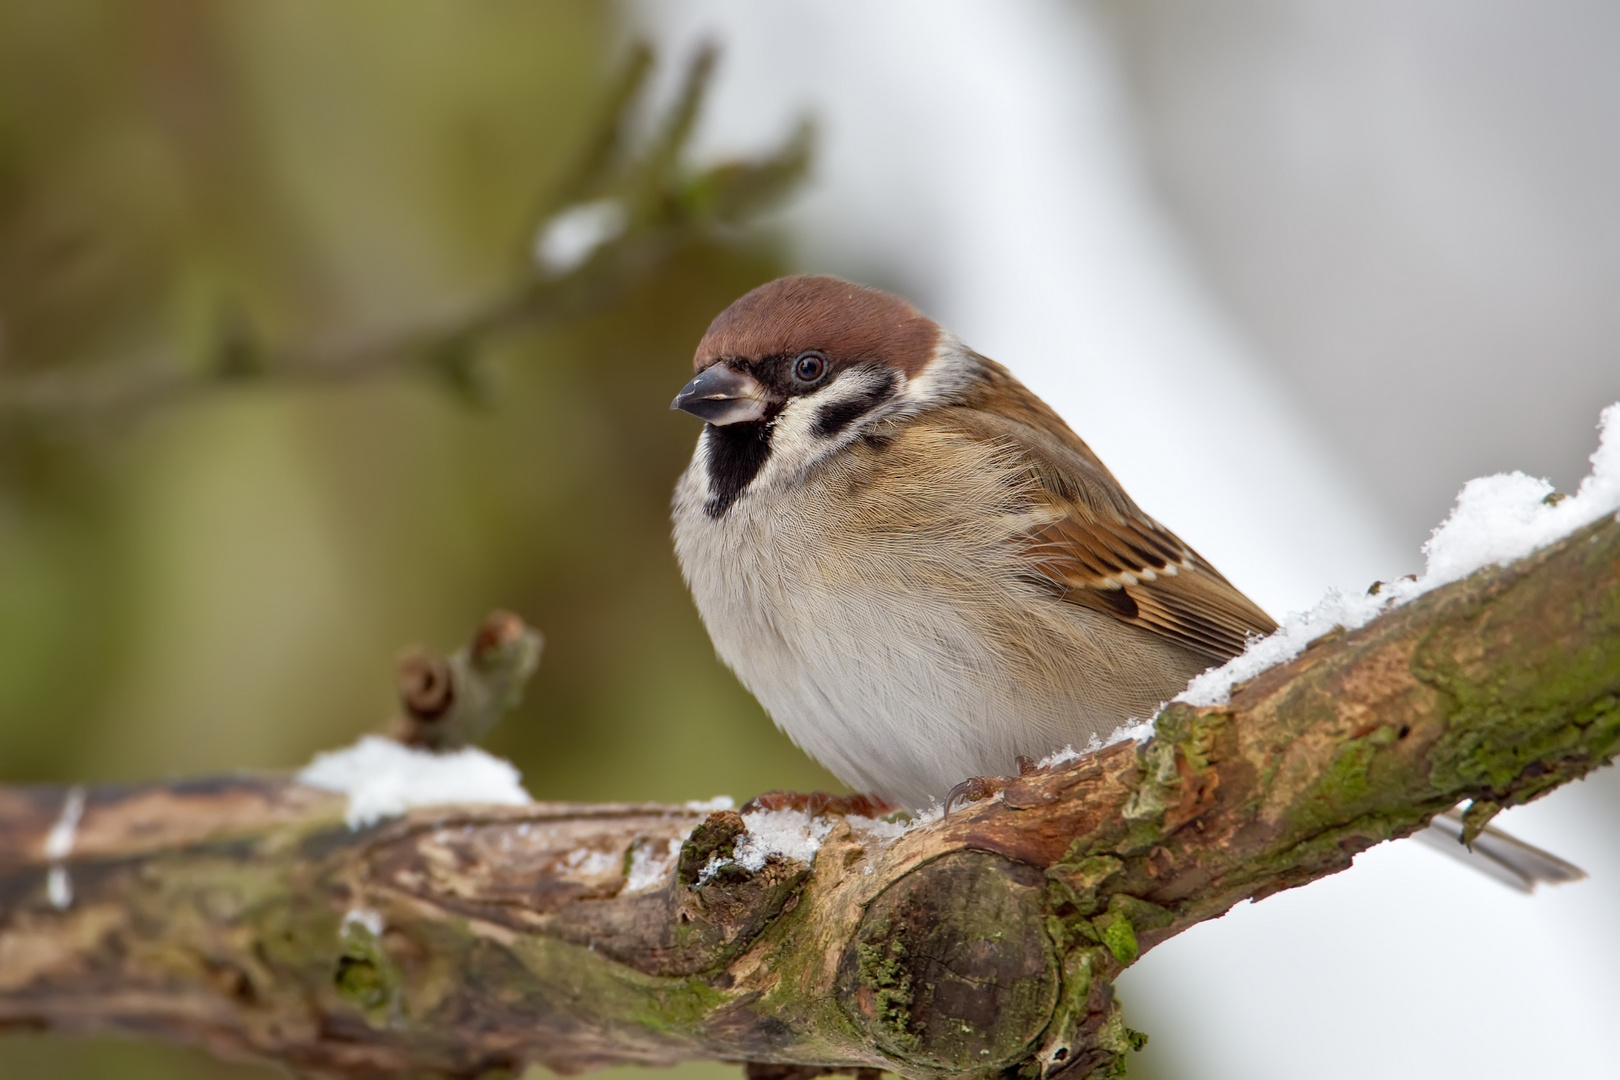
[1, 516, 1617, 1079]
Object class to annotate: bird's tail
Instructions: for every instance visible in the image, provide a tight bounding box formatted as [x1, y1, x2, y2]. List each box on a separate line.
[1412, 807, 1585, 892]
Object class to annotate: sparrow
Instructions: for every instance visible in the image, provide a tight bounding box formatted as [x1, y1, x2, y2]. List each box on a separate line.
[667, 274, 1583, 890]
[670, 274, 1275, 810]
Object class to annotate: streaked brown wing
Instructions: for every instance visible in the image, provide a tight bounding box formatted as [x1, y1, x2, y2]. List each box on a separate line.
[935, 366, 1278, 664]
[1022, 504, 1277, 662]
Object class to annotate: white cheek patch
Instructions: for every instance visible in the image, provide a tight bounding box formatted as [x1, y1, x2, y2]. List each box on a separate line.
[900, 334, 980, 410]
[754, 366, 903, 489]
[692, 342, 980, 511]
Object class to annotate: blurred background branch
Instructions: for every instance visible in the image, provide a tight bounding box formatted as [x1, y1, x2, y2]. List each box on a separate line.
[2, 514, 1615, 1080]
[0, 10, 835, 1077]
[0, 40, 812, 422]
[3, 3, 1618, 1080]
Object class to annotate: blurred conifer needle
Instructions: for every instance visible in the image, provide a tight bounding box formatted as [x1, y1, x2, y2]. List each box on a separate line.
[0, 42, 813, 423]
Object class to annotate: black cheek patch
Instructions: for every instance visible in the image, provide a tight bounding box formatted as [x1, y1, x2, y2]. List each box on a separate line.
[704, 421, 774, 518]
[811, 371, 898, 439]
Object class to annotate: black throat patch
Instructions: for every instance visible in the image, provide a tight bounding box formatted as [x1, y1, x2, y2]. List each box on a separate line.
[703, 421, 773, 518]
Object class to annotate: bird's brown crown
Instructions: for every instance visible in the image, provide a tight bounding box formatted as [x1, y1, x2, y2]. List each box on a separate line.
[694, 275, 941, 377]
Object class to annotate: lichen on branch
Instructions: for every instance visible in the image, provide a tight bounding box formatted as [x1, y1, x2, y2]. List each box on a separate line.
[0, 515, 1616, 1080]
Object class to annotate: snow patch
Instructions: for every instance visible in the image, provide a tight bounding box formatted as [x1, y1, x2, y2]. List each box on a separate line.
[1037, 719, 1157, 772]
[1110, 719, 1158, 745]
[683, 795, 736, 812]
[1181, 402, 1620, 708]
[1038, 745, 1082, 769]
[342, 908, 385, 937]
[562, 847, 620, 877]
[694, 806, 921, 884]
[44, 785, 85, 911]
[297, 735, 532, 828]
[534, 199, 627, 275]
[914, 803, 947, 824]
[43, 785, 85, 861]
[1040, 718, 1158, 769]
[624, 837, 683, 893]
[1178, 587, 1386, 707]
[46, 867, 71, 911]
[727, 807, 836, 872]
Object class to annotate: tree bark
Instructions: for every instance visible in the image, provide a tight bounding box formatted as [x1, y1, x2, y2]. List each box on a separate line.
[2, 516, 1617, 1080]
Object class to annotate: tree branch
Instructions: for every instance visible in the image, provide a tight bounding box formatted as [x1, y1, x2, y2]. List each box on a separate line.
[0, 42, 812, 427]
[2, 516, 1617, 1079]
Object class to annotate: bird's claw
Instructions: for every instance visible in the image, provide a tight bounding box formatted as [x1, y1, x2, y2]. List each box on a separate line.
[944, 757, 1043, 814]
[944, 775, 1005, 814]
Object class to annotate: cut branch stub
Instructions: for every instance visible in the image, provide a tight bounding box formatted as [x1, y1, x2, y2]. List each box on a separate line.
[836, 853, 1055, 1071]
[0, 515, 1616, 1079]
[388, 610, 542, 750]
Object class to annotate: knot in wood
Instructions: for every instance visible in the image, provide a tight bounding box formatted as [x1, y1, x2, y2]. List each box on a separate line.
[836, 852, 1057, 1075]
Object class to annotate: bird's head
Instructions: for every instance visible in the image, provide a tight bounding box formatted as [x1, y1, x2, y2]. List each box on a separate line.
[672, 275, 974, 514]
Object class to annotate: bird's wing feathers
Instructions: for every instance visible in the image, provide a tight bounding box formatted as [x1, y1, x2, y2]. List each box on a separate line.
[1022, 506, 1277, 662]
[939, 363, 1278, 663]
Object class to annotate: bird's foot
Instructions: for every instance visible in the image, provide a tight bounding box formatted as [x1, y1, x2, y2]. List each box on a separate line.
[740, 790, 900, 818]
[944, 756, 1042, 814]
[944, 776, 1004, 813]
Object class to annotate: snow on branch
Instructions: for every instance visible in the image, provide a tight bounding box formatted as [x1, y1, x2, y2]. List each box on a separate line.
[1183, 401, 1620, 707]
[0, 410, 1617, 1079]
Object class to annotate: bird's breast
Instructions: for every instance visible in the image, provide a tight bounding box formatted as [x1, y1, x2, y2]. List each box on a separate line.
[673, 427, 1116, 806]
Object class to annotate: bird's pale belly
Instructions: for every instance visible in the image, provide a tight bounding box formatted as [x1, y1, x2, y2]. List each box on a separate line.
[675, 475, 1191, 808]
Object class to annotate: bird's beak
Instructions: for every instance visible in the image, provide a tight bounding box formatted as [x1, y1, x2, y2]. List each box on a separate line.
[671, 365, 769, 425]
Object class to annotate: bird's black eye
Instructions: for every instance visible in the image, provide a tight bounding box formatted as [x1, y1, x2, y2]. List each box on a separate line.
[791, 351, 828, 385]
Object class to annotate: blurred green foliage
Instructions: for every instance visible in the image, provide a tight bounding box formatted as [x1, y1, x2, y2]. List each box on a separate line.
[0, 2, 839, 1077]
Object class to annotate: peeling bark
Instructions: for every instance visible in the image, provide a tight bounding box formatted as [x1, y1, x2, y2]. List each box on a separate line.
[2, 516, 1617, 1080]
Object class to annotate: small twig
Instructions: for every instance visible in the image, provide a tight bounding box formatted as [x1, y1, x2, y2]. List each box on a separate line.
[386, 610, 543, 751]
[1, 516, 1615, 1080]
[0, 43, 812, 429]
